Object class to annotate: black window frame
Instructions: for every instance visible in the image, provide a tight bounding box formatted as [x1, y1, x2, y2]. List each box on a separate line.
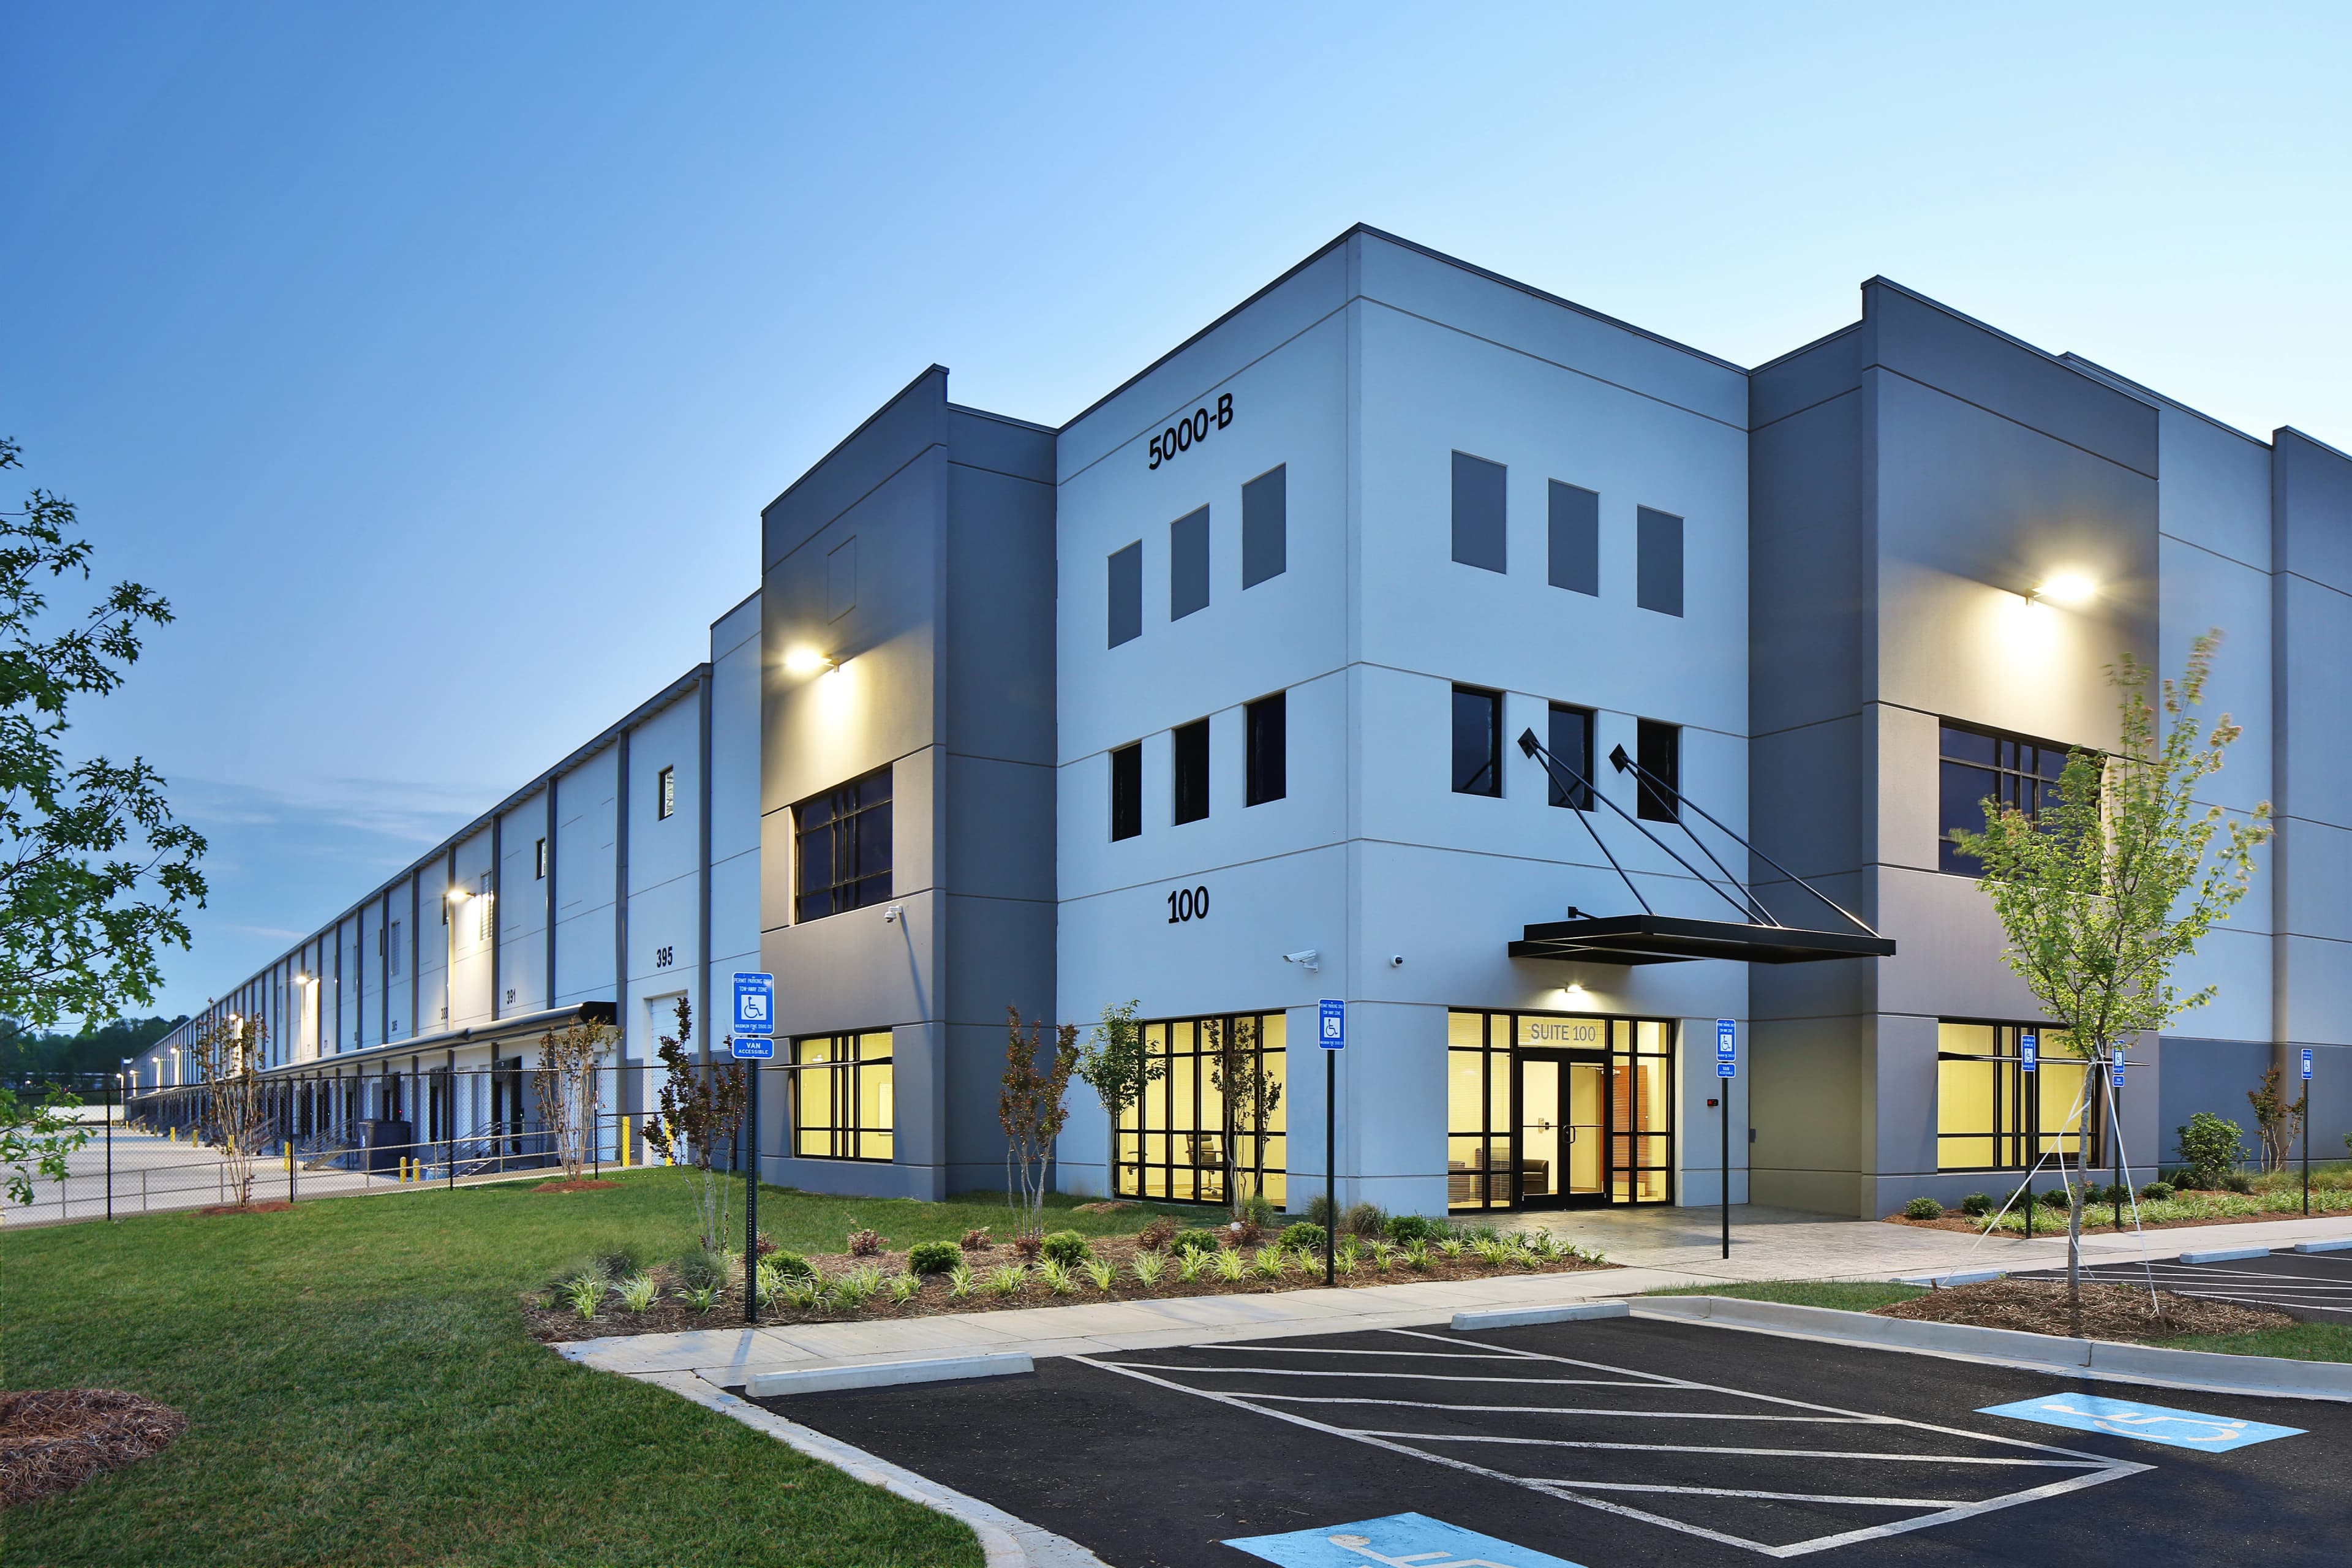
[1172, 718, 1210, 825]
[1451, 684, 1503, 797]
[1936, 1020, 2100, 1172]
[1635, 718, 1679, 823]
[1110, 741, 1142, 842]
[1245, 691, 1286, 806]
[1547, 703, 1596, 810]
[1114, 1012, 1287, 1205]
[791, 1029, 894, 1163]
[793, 765, 893, 923]
[1636, 505, 1683, 617]
[1938, 720, 2079, 875]
[655, 765, 676, 820]
[1170, 505, 1209, 621]
[1547, 480, 1599, 597]
[1242, 464, 1286, 589]
[1450, 451, 1507, 574]
[533, 837, 548, 880]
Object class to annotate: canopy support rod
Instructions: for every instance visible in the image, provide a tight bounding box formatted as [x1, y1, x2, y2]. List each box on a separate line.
[1517, 731, 1755, 924]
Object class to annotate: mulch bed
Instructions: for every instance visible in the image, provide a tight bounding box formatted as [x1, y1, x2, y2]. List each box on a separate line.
[197, 1199, 293, 1217]
[535, 1180, 620, 1193]
[1873, 1277, 2291, 1341]
[525, 1231, 1613, 1343]
[0, 1390, 187, 1510]
[1888, 1199, 2352, 1237]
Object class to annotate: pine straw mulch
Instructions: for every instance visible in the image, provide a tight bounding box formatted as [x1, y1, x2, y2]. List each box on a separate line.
[525, 1231, 1614, 1343]
[1888, 1200, 2352, 1237]
[1872, 1276, 2292, 1341]
[0, 1390, 187, 1510]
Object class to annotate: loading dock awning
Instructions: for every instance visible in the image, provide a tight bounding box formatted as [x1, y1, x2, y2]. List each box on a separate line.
[1509, 913, 1898, 966]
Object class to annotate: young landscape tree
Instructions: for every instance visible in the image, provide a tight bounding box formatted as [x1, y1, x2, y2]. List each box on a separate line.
[186, 1013, 270, 1207]
[1955, 630, 2270, 1333]
[1073, 998, 1159, 1199]
[0, 439, 206, 1206]
[532, 1017, 616, 1183]
[999, 1005, 1077, 1240]
[641, 998, 747, 1252]
[2245, 1064, 2306, 1174]
[1206, 1016, 1282, 1221]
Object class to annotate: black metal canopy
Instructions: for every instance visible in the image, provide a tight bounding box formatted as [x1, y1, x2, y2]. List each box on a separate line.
[1510, 731, 1897, 968]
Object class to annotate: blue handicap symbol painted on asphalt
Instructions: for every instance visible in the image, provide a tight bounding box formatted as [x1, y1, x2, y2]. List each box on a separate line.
[1978, 1392, 2304, 1451]
[1224, 1512, 1585, 1568]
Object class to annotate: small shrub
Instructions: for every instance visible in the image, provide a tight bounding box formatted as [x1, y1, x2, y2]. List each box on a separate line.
[1305, 1193, 1335, 1228]
[2038, 1187, 2073, 1211]
[680, 1283, 721, 1313]
[617, 1274, 659, 1313]
[1438, 1236, 1466, 1258]
[1251, 1246, 1288, 1279]
[828, 1265, 884, 1310]
[1131, 1251, 1166, 1287]
[1039, 1258, 1078, 1296]
[907, 1242, 960, 1276]
[1342, 1202, 1387, 1238]
[766, 1250, 815, 1280]
[2138, 1181, 2174, 1201]
[1403, 1240, 1433, 1272]
[2223, 1171, 2255, 1194]
[1172, 1227, 1222, 1255]
[564, 1275, 606, 1319]
[888, 1273, 921, 1305]
[1176, 1247, 1207, 1283]
[780, 1275, 823, 1311]
[1238, 1193, 1278, 1229]
[846, 1229, 886, 1257]
[948, 1264, 976, 1300]
[960, 1227, 993, 1251]
[2176, 1110, 2247, 1191]
[1041, 1230, 1091, 1265]
[753, 1233, 778, 1258]
[675, 1247, 729, 1292]
[1280, 1221, 1327, 1254]
[1959, 1193, 1994, 1218]
[1902, 1196, 1943, 1219]
[989, 1264, 1026, 1297]
[1085, 1259, 1116, 1291]
[1136, 1216, 1178, 1251]
[1385, 1213, 1437, 1245]
[1212, 1248, 1246, 1281]
[1335, 1240, 1360, 1275]
[1012, 1234, 1044, 1261]
[1227, 1218, 1263, 1248]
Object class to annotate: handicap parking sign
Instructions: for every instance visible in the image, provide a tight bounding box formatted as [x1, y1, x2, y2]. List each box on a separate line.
[1319, 998, 1346, 1049]
[1226, 1512, 1586, 1568]
[733, 971, 775, 1037]
[1979, 1392, 2304, 1451]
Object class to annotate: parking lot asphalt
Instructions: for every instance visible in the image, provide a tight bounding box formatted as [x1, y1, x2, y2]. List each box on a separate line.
[750, 1316, 2347, 1567]
[2011, 1246, 2352, 1323]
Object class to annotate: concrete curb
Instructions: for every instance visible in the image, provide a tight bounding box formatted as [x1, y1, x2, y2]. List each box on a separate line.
[1896, 1269, 2006, 1288]
[1451, 1302, 1629, 1330]
[1632, 1295, 2352, 1403]
[2178, 1245, 2274, 1264]
[745, 1352, 1033, 1398]
[2293, 1238, 2352, 1254]
[636, 1370, 1108, 1568]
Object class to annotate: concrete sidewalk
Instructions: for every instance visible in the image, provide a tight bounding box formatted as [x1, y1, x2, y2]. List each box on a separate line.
[554, 1205, 2352, 1389]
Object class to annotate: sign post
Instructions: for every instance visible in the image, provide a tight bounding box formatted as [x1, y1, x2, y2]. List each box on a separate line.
[2019, 1033, 2038, 1238]
[1320, 1000, 1345, 1288]
[2302, 1047, 2315, 1216]
[1715, 1020, 1736, 1260]
[2108, 1048, 2127, 1230]
[732, 973, 777, 1323]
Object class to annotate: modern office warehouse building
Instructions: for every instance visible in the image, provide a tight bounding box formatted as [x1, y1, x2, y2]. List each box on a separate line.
[135, 227, 2350, 1220]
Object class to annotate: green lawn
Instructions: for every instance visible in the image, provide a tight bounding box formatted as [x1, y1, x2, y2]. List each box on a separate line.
[2, 1170, 1179, 1566]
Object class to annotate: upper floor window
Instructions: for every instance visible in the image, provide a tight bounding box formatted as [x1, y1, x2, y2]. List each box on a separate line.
[387, 921, 402, 977]
[1170, 506, 1209, 620]
[1637, 506, 1683, 617]
[656, 766, 676, 820]
[534, 837, 548, 880]
[1452, 685, 1502, 797]
[1246, 692, 1286, 806]
[1547, 703, 1595, 810]
[477, 872, 493, 940]
[1110, 742, 1142, 842]
[1635, 718, 1679, 823]
[1243, 466, 1286, 588]
[1451, 452, 1507, 574]
[1108, 541, 1142, 647]
[1939, 722, 2073, 875]
[1172, 718, 1210, 825]
[795, 766, 892, 922]
[1548, 481, 1599, 597]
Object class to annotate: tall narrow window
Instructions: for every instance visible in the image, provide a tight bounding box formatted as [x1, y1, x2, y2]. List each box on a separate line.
[1637, 506, 1683, 616]
[656, 766, 676, 820]
[1114, 1013, 1286, 1203]
[1170, 506, 1209, 620]
[1245, 692, 1286, 806]
[533, 837, 548, 880]
[1172, 718, 1210, 824]
[1242, 465, 1286, 587]
[1635, 718, 1679, 823]
[1452, 685, 1502, 797]
[1451, 452, 1507, 573]
[1547, 703, 1595, 810]
[794, 766, 893, 922]
[388, 921, 402, 977]
[1110, 742, 1142, 841]
[1108, 541, 1142, 647]
[1548, 481, 1599, 597]
[477, 872, 492, 940]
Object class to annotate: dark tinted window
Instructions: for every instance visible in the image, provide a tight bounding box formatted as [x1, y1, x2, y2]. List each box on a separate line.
[1451, 452, 1507, 573]
[1548, 481, 1599, 597]
[1110, 742, 1142, 842]
[1108, 541, 1142, 647]
[794, 766, 893, 921]
[1170, 506, 1209, 620]
[1243, 466, 1286, 588]
[1637, 506, 1683, 616]
[1635, 719, 1679, 822]
[1547, 704, 1595, 809]
[1246, 692, 1286, 805]
[1451, 685, 1502, 796]
[1939, 721, 2078, 873]
[1172, 718, 1210, 824]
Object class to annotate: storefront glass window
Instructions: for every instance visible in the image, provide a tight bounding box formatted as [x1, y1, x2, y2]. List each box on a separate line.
[793, 1030, 894, 1161]
[1447, 1008, 1675, 1211]
[1115, 1011, 1286, 1204]
[1935, 1020, 2093, 1170]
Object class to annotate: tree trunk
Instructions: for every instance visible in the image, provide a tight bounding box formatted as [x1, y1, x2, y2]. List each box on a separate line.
[2068, 1068, 2096, 1338]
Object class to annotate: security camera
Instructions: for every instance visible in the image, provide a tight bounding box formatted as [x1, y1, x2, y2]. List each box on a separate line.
[1389, 954, 1405, 968]
[1283, 948, 1321, 973]
[882, 904, 903, 925]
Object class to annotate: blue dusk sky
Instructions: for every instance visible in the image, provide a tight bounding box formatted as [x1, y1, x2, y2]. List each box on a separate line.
[9, 2, 2348, 1020]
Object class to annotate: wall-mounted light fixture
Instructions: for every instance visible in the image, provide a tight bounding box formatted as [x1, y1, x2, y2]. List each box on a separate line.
[783, 646, 839, 677]
[445, 887, 471, 903]
[2027, 572, 2097, 608]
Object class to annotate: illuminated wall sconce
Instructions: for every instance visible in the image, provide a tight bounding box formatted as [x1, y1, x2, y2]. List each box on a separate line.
[2026, 572, 2097, 608]
[783, 647, 839, 677]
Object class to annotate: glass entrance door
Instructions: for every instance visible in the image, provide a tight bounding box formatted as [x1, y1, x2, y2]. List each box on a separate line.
[1515, 1050, 1608, 1208]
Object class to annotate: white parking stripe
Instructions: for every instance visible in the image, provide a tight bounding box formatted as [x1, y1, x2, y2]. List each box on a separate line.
[1246, 1396, 1870, 1422]
[1107, 1363, 1662, 1386]
[1346, 1430, 2105, 1464]
[1212, 1345, 1574, 1362]
[1537, 1480, 1967, 1507]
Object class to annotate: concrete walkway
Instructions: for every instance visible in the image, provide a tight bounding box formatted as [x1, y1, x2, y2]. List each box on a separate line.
[555, 1204, 2352, 1388]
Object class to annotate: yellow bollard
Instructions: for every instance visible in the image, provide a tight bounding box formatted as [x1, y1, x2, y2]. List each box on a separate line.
[620, 1125, 631, 1169]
